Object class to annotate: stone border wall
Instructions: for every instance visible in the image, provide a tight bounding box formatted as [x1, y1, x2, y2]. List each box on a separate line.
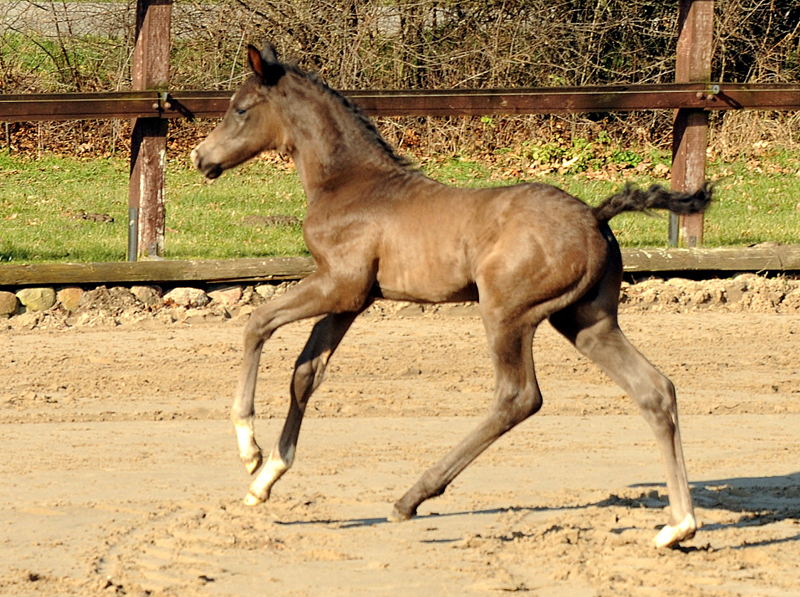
[2, 273, 800, 332]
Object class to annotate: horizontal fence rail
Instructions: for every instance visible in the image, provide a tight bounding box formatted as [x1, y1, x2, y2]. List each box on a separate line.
[1, 83, 799, 122]
[2, 246, 799, 288]
[0, 257, 318, 287]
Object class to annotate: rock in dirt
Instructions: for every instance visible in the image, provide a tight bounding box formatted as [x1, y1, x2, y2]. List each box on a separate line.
[208, 286, 242, 306]
[255, 284, 276, 300]
[131, 285, 163, 308]
[254, 281, 293, 301]
[56, 287, 83, 312]
[163, 287, 210, 308]
[16, 287, 56, 312]
[0, 291, 19, 317]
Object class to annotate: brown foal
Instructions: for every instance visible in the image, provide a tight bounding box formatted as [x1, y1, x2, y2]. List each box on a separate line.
[192, 42, 712, 548]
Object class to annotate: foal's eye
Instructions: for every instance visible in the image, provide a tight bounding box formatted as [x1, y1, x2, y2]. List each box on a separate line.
[234, 107, 246, 116]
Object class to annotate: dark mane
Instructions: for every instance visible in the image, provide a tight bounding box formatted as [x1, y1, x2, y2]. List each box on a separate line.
[294, 66, 415, 169]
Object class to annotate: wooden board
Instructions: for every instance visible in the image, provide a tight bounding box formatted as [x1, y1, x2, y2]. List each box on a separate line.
[1, 247, 799, 288]
[621, 246, 800, 273]
[2, 84, 800, 123]
[0, 257, 316, 287]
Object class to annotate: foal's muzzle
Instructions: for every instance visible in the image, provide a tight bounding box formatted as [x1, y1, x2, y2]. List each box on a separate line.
[191, 146, 223, 180]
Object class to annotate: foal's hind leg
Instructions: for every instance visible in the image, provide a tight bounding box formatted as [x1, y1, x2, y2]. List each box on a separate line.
[244, 310, 361, 505]
[392, 318, 542, 521]
[550, 305, 696, 548]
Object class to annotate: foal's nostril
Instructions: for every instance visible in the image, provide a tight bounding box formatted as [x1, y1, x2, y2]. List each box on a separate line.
[206, 164, 223, 179]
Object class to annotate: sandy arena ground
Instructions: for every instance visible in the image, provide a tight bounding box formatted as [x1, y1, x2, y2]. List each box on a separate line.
[1, 286, 799, 597]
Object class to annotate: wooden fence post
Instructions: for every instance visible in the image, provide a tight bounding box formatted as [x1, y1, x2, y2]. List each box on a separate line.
[128, 0, 172, 261]
[670, 0, 714, 247]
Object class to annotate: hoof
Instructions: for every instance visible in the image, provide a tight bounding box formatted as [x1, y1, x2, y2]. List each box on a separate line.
[388, 504, 415, 523]
[653, 514, 697, 548]
[243, 491, 265, 507]
[243, 452, 263, 476]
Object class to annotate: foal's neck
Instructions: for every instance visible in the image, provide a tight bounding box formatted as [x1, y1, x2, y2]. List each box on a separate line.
[279, 78, 408, 201]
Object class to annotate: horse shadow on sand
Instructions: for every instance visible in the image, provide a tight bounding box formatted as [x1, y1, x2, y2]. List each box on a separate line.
[275, 471, 800, 549]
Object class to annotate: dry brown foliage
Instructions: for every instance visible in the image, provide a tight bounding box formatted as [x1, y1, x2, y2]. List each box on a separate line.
[1, 0, 798, 158]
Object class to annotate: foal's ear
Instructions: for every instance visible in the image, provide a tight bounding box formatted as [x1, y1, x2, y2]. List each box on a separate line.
[247, 43, 285, 87]
[259, 42, 279, 64]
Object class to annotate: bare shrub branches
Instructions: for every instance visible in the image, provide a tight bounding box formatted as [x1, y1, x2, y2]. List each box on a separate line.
[0, 0, 797, 156]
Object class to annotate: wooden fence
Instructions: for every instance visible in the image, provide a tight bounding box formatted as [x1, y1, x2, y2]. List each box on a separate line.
[2, 83, 798, 121]
[2, 246, 800, 288]
[1, 0, 799, 274]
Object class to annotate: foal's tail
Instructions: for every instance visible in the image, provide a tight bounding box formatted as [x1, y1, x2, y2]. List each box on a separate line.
[592, 182, 713, 223]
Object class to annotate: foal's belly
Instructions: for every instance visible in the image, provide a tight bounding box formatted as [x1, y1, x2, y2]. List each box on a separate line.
[372, 254, 479, 303]
[370, 281, 479, 304]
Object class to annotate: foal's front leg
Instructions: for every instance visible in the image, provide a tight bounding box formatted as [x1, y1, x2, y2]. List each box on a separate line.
[230, 275, 347, 478]
[244, 311, 361, 505]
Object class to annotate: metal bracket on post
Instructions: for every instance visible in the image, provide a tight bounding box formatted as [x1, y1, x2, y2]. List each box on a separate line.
[153, 91, 172, 113]
[127, 206, 139, 262]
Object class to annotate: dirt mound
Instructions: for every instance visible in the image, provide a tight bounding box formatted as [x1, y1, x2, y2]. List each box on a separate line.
[620, 273, 800, 314]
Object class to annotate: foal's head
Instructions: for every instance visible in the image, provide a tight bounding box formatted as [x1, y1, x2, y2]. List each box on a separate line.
[192, 43, 288, 179]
